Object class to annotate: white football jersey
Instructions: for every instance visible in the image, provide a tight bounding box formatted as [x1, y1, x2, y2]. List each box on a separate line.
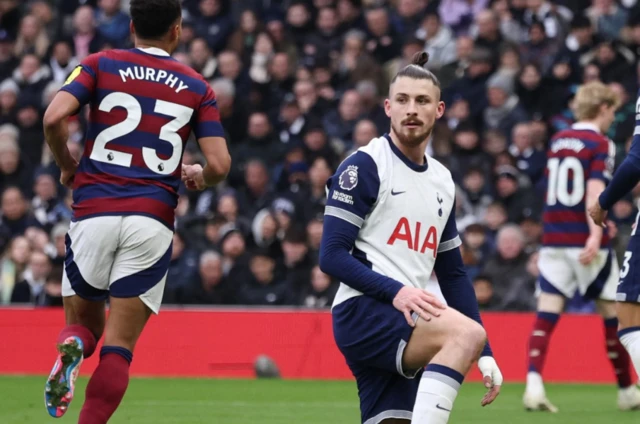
[325, 134, 461, 308]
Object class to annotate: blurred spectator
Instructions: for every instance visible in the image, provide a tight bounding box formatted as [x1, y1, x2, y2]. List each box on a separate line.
[237, 249, 289, 305]
[179, 251, 235, 304]
[480, 224, 537, 311]
[301, 265, 338, 308]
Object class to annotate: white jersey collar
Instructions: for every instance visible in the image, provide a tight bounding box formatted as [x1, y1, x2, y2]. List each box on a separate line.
[571, 122, 601, 134]
[136, 47, 171, 57]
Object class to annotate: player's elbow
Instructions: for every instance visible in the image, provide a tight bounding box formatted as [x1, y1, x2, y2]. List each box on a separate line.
[43, 107, 63, 131]
[318, 247, 336, 277]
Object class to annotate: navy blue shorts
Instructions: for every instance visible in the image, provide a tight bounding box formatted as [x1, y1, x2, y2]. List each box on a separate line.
[332, 295, 421, 424]
[618, 237, 640, 303]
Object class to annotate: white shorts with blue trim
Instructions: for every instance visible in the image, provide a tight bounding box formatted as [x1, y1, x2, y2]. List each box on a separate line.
[537, 247, 619, 301]
[61, 215, 174, 314]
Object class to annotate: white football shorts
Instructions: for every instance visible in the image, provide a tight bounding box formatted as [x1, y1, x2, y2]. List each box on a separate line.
[537, 247, 619, 301]
[61, 215, 174, 314]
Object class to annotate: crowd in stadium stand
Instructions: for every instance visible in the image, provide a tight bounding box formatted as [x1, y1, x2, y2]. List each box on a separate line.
[0, 0, 639, 311]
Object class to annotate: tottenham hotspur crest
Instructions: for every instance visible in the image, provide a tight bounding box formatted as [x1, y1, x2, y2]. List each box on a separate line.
[339, 165, 359, 191]
[437, 192, 443, 217]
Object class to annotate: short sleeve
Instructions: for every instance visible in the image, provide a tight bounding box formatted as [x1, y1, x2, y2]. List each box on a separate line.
[194, 84, 225, 139]
[588, 139, 615, 183]
[59, 53, 100, 106]
[324, 151, 380, 228]
[437, 199, 462, 253]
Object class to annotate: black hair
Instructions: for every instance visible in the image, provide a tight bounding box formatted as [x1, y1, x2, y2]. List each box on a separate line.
[130, 0, 182, 40]
[390, 51, 441, 93]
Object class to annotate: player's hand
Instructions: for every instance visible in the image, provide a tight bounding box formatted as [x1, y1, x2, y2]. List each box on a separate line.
[392, 286, 446, 326]
[182, 164, 206, 191]
[60, 162, 78, 189]
[478, 356, 502, 407]
[579, 234, 600, 265]
[588, 200, 607, 228]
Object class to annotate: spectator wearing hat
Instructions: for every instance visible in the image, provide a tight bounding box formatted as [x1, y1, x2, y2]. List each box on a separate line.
[251, 208, 284, 260]
[484, 70, 529, 140]
[276, 93, 305, 146]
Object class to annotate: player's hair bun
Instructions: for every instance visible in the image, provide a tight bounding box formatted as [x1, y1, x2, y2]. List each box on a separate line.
[411, 51, 430, 67]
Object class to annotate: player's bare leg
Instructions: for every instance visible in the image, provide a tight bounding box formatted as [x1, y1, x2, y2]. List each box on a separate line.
[594, 299, 640, 410]
[78, 296, 152, 424]
[402, 307, 487, 423]
[523, 292, 564, 413]
[45, 295, 104, 418]
[617, 302, 640, 410]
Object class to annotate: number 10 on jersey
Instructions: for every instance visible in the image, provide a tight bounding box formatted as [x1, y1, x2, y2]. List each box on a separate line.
[546, 157, 584, 207]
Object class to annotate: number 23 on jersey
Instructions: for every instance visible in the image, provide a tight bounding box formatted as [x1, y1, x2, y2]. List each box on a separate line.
[91, 92, 193, 175]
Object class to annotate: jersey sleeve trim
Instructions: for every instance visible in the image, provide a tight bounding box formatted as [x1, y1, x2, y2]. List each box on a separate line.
[438, 235, 462, 253]
[324, 206, 365, 228]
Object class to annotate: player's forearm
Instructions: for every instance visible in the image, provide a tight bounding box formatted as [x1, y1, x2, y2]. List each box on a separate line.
[43, 117, 75, 170]
[202, 163, 229, 187]
[599, 158, 640, 210]
[586, 179, 605, 238]
[319, 216, 405, 302]
[433, 247, 493, 357]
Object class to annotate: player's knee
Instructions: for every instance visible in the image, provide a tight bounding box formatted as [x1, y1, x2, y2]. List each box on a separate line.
[451, 321, 486, 361]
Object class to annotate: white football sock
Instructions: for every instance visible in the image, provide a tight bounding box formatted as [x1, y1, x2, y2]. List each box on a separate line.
[412, 367, 461, 423]
[619, 328, 640, 381]
[525, 371, 545, 396]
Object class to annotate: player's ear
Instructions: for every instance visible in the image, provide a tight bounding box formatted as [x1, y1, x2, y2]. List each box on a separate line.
[436, 101, 445, 119]
[384, 98, 391, 118]
[129, 20, 135, 36]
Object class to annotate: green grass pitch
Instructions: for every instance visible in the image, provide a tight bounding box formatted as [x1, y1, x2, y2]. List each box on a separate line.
[1, 376, 639, 423]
